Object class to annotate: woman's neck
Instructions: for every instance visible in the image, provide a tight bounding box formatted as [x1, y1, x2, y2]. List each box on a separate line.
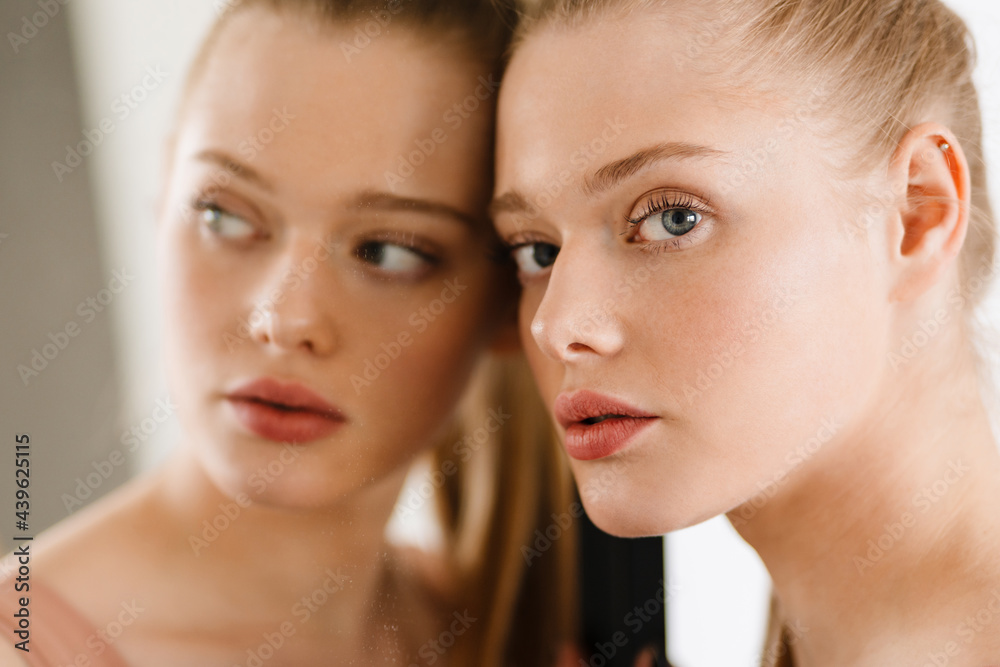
[153, 447, 412, 650]
[731, 341, 1000, 666]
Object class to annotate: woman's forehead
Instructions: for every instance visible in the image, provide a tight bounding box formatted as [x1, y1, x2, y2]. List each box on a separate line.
[171, 10, 498, 224]
[497, 16, 831, 191]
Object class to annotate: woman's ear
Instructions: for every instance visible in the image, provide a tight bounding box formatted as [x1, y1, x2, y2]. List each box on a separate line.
[886, 122, 971, 303]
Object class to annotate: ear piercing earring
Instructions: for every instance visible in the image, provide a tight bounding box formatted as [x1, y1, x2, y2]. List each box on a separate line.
[939, 141, 951, 152]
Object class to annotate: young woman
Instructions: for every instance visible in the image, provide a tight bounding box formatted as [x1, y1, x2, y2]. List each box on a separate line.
[492, 0, 1000, 665]
[0, 1, 575, 665]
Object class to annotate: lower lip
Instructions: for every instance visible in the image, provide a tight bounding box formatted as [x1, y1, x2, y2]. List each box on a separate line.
[227, 399, 345, 444]
[564, 417, 656, 461]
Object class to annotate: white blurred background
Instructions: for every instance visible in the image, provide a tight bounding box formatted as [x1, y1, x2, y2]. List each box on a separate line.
[1, 1, 997, 665]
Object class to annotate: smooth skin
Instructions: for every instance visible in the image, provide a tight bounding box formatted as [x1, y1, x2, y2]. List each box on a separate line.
[494, 8, 1000, 667]
[1, 7, 513, 666]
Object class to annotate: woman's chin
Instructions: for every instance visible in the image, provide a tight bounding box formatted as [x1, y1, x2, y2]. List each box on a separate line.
[581, 498, 681, 539]
[194, 455, 333, 512]
[207, 472, 353, 512]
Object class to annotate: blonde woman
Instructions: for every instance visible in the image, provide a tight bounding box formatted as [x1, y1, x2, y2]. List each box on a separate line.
[0, 1, 575, 665]
[492, 0, 1000, 664]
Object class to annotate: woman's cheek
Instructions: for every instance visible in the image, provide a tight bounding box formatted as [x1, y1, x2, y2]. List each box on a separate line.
[672, 262, 873, 481]
[175, 265, 237, 356]
[364, 303, 483, 421]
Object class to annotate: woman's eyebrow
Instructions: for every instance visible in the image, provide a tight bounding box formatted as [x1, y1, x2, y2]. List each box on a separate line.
[186, 155, 478, 226]
[194, 149, 275, 192]
[489, 190, 533, 219]
[583, 142, 729, 197]
[490, 142, 729, 218]
[350, 190, 480, 227]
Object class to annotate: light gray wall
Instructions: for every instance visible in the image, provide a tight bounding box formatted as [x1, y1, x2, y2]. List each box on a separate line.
[1, 0, 122, 553]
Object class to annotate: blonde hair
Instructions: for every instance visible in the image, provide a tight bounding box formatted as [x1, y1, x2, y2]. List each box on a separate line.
[179, 1, 576, 664]
[435, 355, 578, 666]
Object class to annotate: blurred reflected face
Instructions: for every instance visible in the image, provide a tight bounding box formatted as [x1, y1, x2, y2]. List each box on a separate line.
[493, 12, 892, 536]
[159, 9, 511, 507]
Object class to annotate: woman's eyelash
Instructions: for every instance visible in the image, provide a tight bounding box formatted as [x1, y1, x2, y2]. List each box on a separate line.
[190, 198, 231, 221]
[190, 198, 213, 214]
[501, 234, 538, 252]
[625, 192, 708, 226]
[501, 234, 559, 265]
[375, 233, 440, 262]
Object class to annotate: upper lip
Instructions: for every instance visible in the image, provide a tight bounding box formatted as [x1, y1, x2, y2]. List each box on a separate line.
[554, 390, 656, 430]
[226, 378, 345, 419]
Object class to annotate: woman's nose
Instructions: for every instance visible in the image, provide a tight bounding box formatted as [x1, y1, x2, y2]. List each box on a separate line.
[529, 244, 626, 363]
[248, 241, 338, 356]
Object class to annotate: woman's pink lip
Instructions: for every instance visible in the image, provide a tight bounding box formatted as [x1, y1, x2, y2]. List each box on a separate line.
[554, 390, 658, 460]
[553, 390, 656, 430]
[225, 378, 345, 444]
[563, 417, 656, 461]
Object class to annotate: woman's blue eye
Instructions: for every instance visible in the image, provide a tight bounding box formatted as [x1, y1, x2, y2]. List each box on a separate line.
[356, 241, 430, 274]
[200, 205, 255, 239]
[512, 242, 560, 276]
[638, 208, 702, 240]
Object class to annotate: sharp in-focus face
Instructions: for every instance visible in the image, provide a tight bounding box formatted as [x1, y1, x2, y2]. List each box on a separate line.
[159, 8, 511, 508]
[493, 11, 894, 536]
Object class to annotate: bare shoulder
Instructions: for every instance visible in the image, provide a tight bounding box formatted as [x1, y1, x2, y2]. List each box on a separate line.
[944, 575, 1000, 665]
[33, 469, 169, 563]
[0, 640, 30, 666]
[19, 469, 176, 618]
